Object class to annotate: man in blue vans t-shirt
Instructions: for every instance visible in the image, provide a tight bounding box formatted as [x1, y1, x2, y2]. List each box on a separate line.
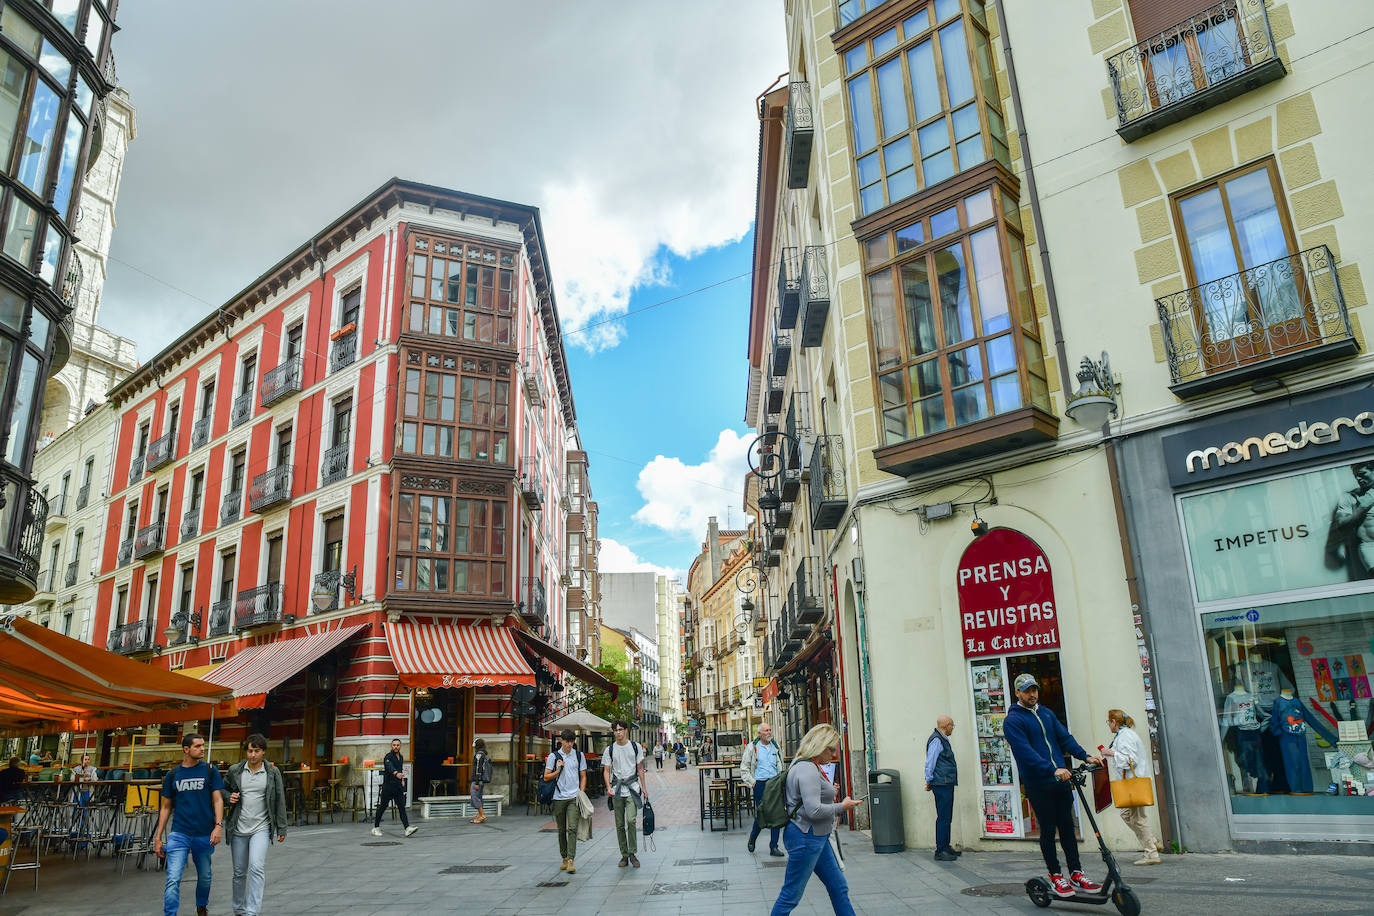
[154, 732, 225, 916]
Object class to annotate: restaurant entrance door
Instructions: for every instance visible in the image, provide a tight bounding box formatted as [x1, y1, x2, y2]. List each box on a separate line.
[413, 687, 472, 796]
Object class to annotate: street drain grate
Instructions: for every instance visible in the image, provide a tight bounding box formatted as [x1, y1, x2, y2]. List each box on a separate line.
[651, 880, 728, 895]
[538, 827, 557, 832]
[361, 841, 402, 847]
[439, 864, 509, 874]
[674, 857, 728, 866]
[537, 880, 570, 887]
[762, 860, 788, 868]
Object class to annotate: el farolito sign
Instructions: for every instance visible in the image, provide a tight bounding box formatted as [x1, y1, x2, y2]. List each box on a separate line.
[957, 528, 1060, 658]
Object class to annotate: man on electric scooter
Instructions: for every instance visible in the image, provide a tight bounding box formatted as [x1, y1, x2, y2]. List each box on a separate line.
[1004, 673, 1106, 899]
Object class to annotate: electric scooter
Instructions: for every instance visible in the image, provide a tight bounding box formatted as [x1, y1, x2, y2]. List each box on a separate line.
[1025, 762, 1141, 916]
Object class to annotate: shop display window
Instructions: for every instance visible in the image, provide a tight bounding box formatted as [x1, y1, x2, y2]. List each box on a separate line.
[1202, 593, 1374, 815]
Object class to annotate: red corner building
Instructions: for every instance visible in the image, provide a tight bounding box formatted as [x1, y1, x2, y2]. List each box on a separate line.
[87, 179, 611, 803]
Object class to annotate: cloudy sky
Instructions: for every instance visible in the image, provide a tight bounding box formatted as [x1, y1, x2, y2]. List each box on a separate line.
[101, 1, 785, 578]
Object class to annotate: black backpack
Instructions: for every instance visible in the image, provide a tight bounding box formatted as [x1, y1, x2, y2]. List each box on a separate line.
[756, 761, 806, 829]
[478, 752, 494, 784]
[537, 749, 582, 805]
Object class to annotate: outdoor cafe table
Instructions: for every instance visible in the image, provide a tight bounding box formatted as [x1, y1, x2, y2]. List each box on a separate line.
[697, 763, 740, 832]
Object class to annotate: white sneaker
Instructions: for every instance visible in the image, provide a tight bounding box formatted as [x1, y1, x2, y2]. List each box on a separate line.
[370, 827, 382, 837]
[404, 826, 418, 837]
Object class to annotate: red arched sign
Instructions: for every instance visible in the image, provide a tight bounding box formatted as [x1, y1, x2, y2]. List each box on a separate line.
[956, 528, 1060, 658]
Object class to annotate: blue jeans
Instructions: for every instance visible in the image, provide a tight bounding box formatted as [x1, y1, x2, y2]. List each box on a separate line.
[749, 778, 781, 850]
[770, 823, 855, 916]
[163, 831, 213, 916]
[932, 785, 954, 852]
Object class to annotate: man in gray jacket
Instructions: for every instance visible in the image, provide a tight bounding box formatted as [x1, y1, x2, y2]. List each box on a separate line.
[224, 734, 288, 916]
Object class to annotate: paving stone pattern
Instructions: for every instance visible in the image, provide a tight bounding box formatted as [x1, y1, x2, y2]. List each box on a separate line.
[0, 763, 1370, 914]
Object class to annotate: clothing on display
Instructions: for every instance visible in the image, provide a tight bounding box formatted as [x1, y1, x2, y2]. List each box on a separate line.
[1270, 691, 1313, 793]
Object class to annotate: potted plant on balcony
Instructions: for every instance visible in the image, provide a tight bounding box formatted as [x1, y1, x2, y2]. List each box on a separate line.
[330, 322, 357, 341]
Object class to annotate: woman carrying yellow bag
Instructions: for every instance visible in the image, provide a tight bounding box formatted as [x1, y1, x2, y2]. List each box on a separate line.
[1101, 709, 1161, 866]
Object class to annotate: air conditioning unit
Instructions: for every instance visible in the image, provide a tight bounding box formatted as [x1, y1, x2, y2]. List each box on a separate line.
[851, 556, 864, 592]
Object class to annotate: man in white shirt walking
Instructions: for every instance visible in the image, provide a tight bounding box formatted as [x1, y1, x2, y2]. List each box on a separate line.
[602, 720, 648, 868]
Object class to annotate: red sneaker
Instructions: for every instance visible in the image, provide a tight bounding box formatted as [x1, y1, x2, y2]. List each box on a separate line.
[1070, 871, 1102, 892]
[1048, 874, 1075, 897]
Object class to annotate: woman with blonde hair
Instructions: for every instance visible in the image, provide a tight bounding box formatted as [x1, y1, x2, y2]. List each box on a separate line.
[770, 724, 863, 916]
[1101, 709, 1160, 865]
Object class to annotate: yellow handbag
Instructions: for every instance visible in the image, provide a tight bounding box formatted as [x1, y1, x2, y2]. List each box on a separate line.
[1110, 766, 1155, 808]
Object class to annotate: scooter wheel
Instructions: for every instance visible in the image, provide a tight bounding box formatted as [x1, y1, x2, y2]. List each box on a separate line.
[1025, 878, 1053, 908]
[1111, 888, 1141, 916]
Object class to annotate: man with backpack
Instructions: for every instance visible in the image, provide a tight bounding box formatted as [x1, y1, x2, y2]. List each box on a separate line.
[601, 720, 648, 868]
[741, 721, 785, 857]
[153, 733, 224, 916]
[543, 729, 587, 873]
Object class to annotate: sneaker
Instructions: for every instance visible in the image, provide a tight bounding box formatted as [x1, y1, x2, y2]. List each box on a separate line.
[1070, 871, 1102, 892]
[1048, 874, 1075, 897]
[618, 856, 629, 867]
[1133, 851, 1161, 866]
[404, 826, 418, 837]
[629, 854, 640, 868]
[370, 827, 382, 837]
[566, 859, 576, 874]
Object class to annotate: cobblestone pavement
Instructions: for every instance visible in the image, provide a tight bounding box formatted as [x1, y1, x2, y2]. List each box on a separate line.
[1, 761, 1370, 914]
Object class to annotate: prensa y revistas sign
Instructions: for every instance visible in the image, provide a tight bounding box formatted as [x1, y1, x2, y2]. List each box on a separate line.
[956, 528, 1060, 658]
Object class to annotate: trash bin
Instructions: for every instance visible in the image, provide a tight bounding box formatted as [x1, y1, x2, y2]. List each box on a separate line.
[869, 768, 905, 853]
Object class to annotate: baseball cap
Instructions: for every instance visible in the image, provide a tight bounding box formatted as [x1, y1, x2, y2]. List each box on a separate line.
[1013, 674, 1039, 692]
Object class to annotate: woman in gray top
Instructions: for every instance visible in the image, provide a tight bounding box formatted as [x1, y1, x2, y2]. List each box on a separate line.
[771, 724, 864, 916]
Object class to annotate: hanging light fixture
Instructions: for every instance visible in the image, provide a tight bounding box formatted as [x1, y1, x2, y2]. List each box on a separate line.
[1064, 351, 1119, 430]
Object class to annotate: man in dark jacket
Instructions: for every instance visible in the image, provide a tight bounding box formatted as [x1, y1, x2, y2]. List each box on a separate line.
[371, 739, 418, 837]
[1003, 674, 1104, 899]
[924, 715, 958, 861]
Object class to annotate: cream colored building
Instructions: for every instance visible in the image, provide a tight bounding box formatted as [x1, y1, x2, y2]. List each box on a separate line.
[656, 574, 684, 739]
[685, 517, 763, 738]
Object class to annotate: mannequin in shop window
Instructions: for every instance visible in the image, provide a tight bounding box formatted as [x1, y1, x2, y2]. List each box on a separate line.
[1268, 687, 1313, 794]
[1220, 671, 1267, 794]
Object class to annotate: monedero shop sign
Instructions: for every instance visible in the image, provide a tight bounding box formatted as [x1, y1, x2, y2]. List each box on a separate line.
[957, 528, 1060, 658]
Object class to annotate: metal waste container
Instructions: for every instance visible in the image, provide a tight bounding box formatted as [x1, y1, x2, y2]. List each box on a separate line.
[869, 768, 905, 853]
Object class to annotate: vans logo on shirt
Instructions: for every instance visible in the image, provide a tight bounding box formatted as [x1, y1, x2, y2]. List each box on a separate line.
[175, 777, 206, 792]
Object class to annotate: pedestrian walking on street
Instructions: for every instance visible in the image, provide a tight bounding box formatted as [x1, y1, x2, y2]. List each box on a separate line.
[1102, 709, 1161, 865]
[153, 733, 225, 916]
[1003, 674, 1105, 899]
[700, 736, 715, 762]
[470, 738, 493, 823]
[653, 741, 664, 770]
[224, 734, 288, 916]
[602, 720, 648, 868]
[925, 715, 959, 862]
[770, 724, 864, 916]
[371, 738, 418, 838]
[545, 729, 587, 873]
[742, 721, 785, 857]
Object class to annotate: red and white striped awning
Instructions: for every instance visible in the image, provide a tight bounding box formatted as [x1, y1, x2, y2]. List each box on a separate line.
[203, 624, 369, 709]
[386, 621, 534, 689]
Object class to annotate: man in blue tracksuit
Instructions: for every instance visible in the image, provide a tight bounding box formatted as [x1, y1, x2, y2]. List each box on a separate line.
[1003, 674, 1105, 899]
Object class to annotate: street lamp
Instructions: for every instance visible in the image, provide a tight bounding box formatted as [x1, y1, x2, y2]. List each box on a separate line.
[1064, 351, 1119, 430]
[164, 607, 203, 646]
[311, 565, 357, 614]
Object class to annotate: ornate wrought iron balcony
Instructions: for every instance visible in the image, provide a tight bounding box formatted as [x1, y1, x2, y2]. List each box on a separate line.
[321, 441, 350, 486]
[777, 246, 800, 329]
[117, 536, 134, 567]
[191, 415, 212, 450]
[521, 358, 545, 407]
[766, 373, 784, 414]
[772, 312, 792, 378]
[785, 81, 813, 190]
[34, 567, 55, 596]
[235, 582, 285, 630]
[260, 357, 303, 407]
[220, 490, 242, 526]
[798, 246, 829, 348]
[207, 598, 233, 637]
[808, 435, 847, 530]
[133, 522, 165, 560]
[776, 500, 794, 527]
[781, 467, 801, 503]
[330, 328, 358, 373]
[231, 390, 254, 427]
[145, 430, 176, 472]
[520, 577, 547, 627]
[248, 466, 292, 513]
[1107, 0, 1284, 142]
[794, 556, 825, 626]
[45, 493, 67, 526]
[519, 467, 544, 511]
[786, 392, 810, 470]
[1155, 246, 1355, 398]
[767, 524, 785, 551]
[75, 482, 90, 510]
[108, 619, 157, 656]
[128, 453, 144, 486]
[180, 509, 200, 541]
[64, 560, 79, 589]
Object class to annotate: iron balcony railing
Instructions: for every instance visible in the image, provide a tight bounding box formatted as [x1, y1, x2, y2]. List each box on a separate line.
[519, 465, 544, 511]
[781, 465, 801, 502]
[190, 415, 212, 450]
[248, 466, 292, 513]
[75, 482, 90, 510]
[520, 577, 547, 627]
[798, 246, 830, 348]
[1107, 0, 1284, 141]
[231, 390, 254, 427]
[330, 328, 358, 373]
[321, 441, 350, 485]
[260, 357, 303, 407]
[128, 453, 144, 486]
[765, 372, 784, 414]
[35, 567, 55, 595]
[777, 246, 800, 329]
[145, 430, 176, 471]
[794, 556, 825, 626]
[108, 619, 156, 656]
[776, 500, 794, 527]
[46, 493, 67, 521]
[180, 508, 200, 541]
[1155, 246, 1354, 395]
[521, 358, 545, 407]
[207, 598, 233, 637]
[785, 80, 814, 189]
[63, 250, 83, 310]
[785, 391, 810, 470]
[235, 582, 285, 630]
[64, 560, 79, 589]
[117, 536, 134, 567]
[772, 310, 792, 378]
[221, 490, 242, 526]
[809, 435, 848, 530]
[133, 522, 165, 560]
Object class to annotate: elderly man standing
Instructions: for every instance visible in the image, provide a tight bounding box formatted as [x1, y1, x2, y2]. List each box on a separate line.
[925, 715, 959, 861]
[742, 721, 785, 857]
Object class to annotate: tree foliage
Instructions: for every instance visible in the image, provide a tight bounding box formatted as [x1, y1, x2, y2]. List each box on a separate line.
[585, 645, 642, 725]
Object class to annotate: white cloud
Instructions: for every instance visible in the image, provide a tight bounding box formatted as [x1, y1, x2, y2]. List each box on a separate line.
[599, 538, 683, 581]
[632, 429, 753, 536]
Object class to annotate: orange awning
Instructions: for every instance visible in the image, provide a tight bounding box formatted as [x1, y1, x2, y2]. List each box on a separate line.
[0, 616, 234, 736]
